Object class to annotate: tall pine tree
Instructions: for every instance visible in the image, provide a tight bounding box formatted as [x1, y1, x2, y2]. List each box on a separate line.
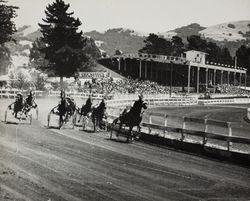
[38, 0, 87, 87]
[0, 0, 18, 44]
[0, 0, 18, 75]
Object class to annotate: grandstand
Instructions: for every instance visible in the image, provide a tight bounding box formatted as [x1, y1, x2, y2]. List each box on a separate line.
[98, 50, 248, 94]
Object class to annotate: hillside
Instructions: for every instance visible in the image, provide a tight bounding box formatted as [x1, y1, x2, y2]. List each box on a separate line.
[159, 23, 206, 42]
[4, 21, 250, 71]
[199, 20, 250, 41]
[84, 28, 146, 56]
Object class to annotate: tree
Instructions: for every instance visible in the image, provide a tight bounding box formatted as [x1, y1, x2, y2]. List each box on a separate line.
[0, 45, 11, 74]
[0, 0, 18, 44]
[205, 42, 219, 62]
[29, 69, 48, 90]
[171, 36, 185, 56]
[220, 47, 233, 65]
[236, 45, 250, 73]
[187, 35, 207, 52]
[38, 0, 88, 88]
[29, 38, 49, 71]
[139, 33, 172, 55]
[0, 0, 18, 75]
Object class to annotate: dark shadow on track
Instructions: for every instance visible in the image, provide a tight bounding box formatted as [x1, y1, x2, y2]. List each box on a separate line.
[3, 121, 31, 125]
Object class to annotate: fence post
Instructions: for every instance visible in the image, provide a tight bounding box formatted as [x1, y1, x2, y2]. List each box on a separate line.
[203, 119, 208, 145]
[181, 117, 186, 141]
[227, 122, 232, 151]
[163, 114, 168, 138]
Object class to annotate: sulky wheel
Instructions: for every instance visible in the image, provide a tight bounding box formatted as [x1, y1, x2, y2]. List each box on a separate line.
[29, 114, 32, 125]
[109, 125, 113, 140]
[36, 107, 39, 120]
[47, 112, 51, 128]
[4, 108, 8, 123]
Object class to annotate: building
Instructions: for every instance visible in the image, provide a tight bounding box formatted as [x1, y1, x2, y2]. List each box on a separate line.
[99, 50, 248, 93]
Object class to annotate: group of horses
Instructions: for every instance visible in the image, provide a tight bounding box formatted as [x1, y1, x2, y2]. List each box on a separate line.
[49, 95, 148, 142]
[49, 97, 108, 131]
[6, 91, 148, 142]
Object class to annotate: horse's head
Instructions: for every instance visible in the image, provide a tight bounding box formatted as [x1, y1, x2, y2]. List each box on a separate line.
[142, 102, 147, 110]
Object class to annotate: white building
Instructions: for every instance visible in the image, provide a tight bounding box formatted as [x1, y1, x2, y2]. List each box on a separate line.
[184, 50, 208, 65]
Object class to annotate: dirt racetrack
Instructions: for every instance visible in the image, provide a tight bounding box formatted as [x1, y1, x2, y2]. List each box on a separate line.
[0, 98, 250, 201]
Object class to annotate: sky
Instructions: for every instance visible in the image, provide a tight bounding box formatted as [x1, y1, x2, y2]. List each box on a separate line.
[7, 0, 250, 33]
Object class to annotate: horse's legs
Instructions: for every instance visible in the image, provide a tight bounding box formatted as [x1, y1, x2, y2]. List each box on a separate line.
[119, 121, 122, 130]
[92, 116, 96, 132]
[59, 115, 63, 129]
[127, 126, 133, 143]
[78, 114, 82, 123]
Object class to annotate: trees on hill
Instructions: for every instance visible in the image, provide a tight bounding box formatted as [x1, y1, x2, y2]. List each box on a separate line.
[139, 33, 172, 55]
[171, 36, 185, 56]
[140, 33, 236, 66]
[38, 0, 88, 88]
[236, 45, 250, 73]
[187, 35, 207, 52]
[184, 35, 233, 64]
[139, 34, 185, 56]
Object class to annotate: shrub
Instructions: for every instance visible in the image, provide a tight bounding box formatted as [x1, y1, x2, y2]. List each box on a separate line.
[227, 23, 235, 29]
[238, 31, 244, 35]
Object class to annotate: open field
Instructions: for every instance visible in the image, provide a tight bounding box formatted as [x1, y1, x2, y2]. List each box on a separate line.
[0, 98, 250, 201]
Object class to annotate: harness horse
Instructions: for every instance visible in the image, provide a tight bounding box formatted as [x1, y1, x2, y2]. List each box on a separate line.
[47, 97, 76, 129]
[91, 104, 107, 132]
[110, 100, 147, 142]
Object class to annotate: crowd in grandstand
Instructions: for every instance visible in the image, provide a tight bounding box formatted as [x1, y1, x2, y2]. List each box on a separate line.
[1, 75, 248, 97]
[78, 77, 171, 95]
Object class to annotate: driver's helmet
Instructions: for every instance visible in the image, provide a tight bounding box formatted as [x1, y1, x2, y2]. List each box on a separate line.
[16, 92, 23, 101]
[29, 90, 35, 96]
[17, 92, 23, 97]
[138, 94, 144, 100]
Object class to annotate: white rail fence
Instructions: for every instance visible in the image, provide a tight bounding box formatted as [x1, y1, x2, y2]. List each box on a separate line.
[0, 89, 45, 99]
[142, 112, 250, 152]
[106, 97, 197, 108]
[198, 98, 250, 105]
[106, 108, 250, 153]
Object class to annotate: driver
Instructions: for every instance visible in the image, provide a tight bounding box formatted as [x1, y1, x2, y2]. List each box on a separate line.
[81, 95, 92, 116]
[66, 95, 76, 116]
[97, 98, 107, 129]
[57, 90, 67, 118]
[8, 92, 24, 118]
[78, 95, 92, 123]
[23, 90, 37, 115]
[130, 94, 147, 115]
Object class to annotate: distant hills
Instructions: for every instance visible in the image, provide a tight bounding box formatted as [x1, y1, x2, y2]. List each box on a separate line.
[85, 21, 250, 56]
[5, 20, 250, 69]
[159, 23, 206, 42]
[84, 28, 146, 56]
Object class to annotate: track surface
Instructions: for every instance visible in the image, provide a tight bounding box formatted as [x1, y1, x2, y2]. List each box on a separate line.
[0, 98, 250, 201]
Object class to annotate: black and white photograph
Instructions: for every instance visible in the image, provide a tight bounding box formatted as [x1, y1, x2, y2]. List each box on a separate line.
[0, 0, 250, 200]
